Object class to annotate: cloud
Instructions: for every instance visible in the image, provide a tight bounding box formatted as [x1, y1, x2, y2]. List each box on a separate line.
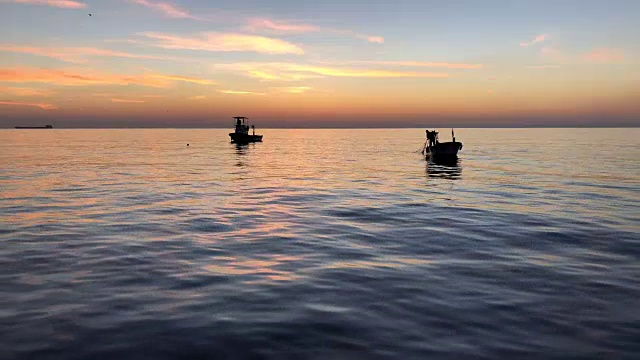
[189, 95, 206, 100]
[216, 62, 449, 80]
[584, 48, 624, 63]
[520, 34, 547, 47]
[0, 45, 178, 64]
[526, 65, 561, 69]
[0, 100, 57, 110]
[272, 86, 312, 94]
[246, 19, 319, 33]
[111, 98, 146, 103]
[247, 70, 321, 81]
[247, 18, 384, 44]
[128, 0, 197, 19]
[286, 64, 449, 78]
[139, 32, 304, 55]
[0, 86, 53, 97]
[9, 0, 86, 9]
[364, 36, 385, 44]
[348, 61, 482, 69]
[219, 90, 265, 95]
[152, 74, 215, 85]
[540, 47, 624, 64]
[0, 67, 215, 88]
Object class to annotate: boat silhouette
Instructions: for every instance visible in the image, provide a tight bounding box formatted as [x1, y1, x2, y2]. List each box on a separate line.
[422, 129, 462, 160]
[229, 117, 263, 144]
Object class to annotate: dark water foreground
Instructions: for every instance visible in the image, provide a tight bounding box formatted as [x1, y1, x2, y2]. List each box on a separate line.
[1, 129, 639, 359]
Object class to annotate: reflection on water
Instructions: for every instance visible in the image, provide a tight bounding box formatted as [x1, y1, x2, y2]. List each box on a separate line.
[1, 128, 639, 359]
[425, 157, 462, 180]
[234, 142, 256, 167]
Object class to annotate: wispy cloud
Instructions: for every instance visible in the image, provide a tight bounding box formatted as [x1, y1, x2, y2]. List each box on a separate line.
[111, 98, 146, 103]
[583, 48, 624, 63]
[540, 47, 624, 64]
[363, 36, 385, 44]
[217, 62, 450, 80]
[347, 61, 483, 69]
[0, 100, 57, 110]
[247, 19, 319, 33]
[9, 0, 86, 9]
[152, 74, 215, 85]
[272, 86, 312, 94]
[520, 34, 547, 47]
[139, 32, 304, 55]
[0, 45, 179, 64]
[219, 90, 265, 95]
[189, 95, 207, 100]
[128, 0, 197, 19]
[247, 18, 384, 44]
[0, 86, 53, 97]
[526, 65, 561, 69]
[286, 64, 449, 78]
[0, 67, 215, 88]
[247, 70, 321, 82]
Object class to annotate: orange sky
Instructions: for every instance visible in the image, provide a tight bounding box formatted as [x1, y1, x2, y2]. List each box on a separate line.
[1, 0, 639, 127]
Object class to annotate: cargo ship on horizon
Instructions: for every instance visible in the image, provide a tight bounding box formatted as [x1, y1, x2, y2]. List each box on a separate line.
[15, 125, 53, 129]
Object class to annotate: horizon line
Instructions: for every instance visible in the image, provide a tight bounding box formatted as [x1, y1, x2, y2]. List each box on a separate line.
[3, 125, 639, 129]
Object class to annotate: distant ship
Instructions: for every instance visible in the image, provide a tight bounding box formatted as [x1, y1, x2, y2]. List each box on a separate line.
[15, 125, 53, 129]
[422, 129, 463, 159]
[229, 117, 263, 144]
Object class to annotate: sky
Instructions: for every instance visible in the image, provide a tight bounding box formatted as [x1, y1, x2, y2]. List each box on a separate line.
[0, 0, 639, 128]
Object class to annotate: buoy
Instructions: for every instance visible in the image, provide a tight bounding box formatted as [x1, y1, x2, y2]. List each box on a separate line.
[187, 144, 189, 146]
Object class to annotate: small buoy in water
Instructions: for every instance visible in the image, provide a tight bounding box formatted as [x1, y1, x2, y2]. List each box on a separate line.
[187, 144, 189, 146]
[88, 14, 92, 16]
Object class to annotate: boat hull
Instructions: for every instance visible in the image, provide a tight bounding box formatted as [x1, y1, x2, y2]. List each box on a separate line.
[229, 133, 263, 144]
[426, 141, 462, 159]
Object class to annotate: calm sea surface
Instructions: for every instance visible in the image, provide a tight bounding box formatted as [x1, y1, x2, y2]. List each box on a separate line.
[1, 128, 639, 359]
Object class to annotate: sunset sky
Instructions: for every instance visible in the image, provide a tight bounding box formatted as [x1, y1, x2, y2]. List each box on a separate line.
[1, 0, 638, 127]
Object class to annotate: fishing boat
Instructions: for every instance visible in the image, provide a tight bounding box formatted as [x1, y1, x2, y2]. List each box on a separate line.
[15, 124, 53, 129]
[229, 117, 263, 144]
[422, 129, 462, 159]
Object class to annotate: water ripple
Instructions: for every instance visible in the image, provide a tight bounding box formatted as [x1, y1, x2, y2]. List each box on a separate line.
[1, 128, 639, 359]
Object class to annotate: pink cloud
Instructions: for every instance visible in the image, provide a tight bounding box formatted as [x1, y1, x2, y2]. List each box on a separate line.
[365, 36, 385, 44]
[129, 0, 197, 19]
[152, 74, 215, 85]
[10, 0, 86, 9]
[246, 19, 319, 33]
[584, 48, 625, 63]
[140, 32, 305, 55]
[247, 18, 384, 44]
[520, 34, 547, 47]
[0, 86, 53, 97]
[0, 45, 174, 63]
[0, 100, 57, 110]
[0, 67, 215, 88]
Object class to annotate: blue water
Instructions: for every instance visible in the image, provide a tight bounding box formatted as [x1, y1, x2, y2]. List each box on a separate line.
[1, 128, 639, 359]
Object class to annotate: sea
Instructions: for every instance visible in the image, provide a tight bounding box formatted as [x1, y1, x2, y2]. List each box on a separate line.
[1, 128, 639, 359]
